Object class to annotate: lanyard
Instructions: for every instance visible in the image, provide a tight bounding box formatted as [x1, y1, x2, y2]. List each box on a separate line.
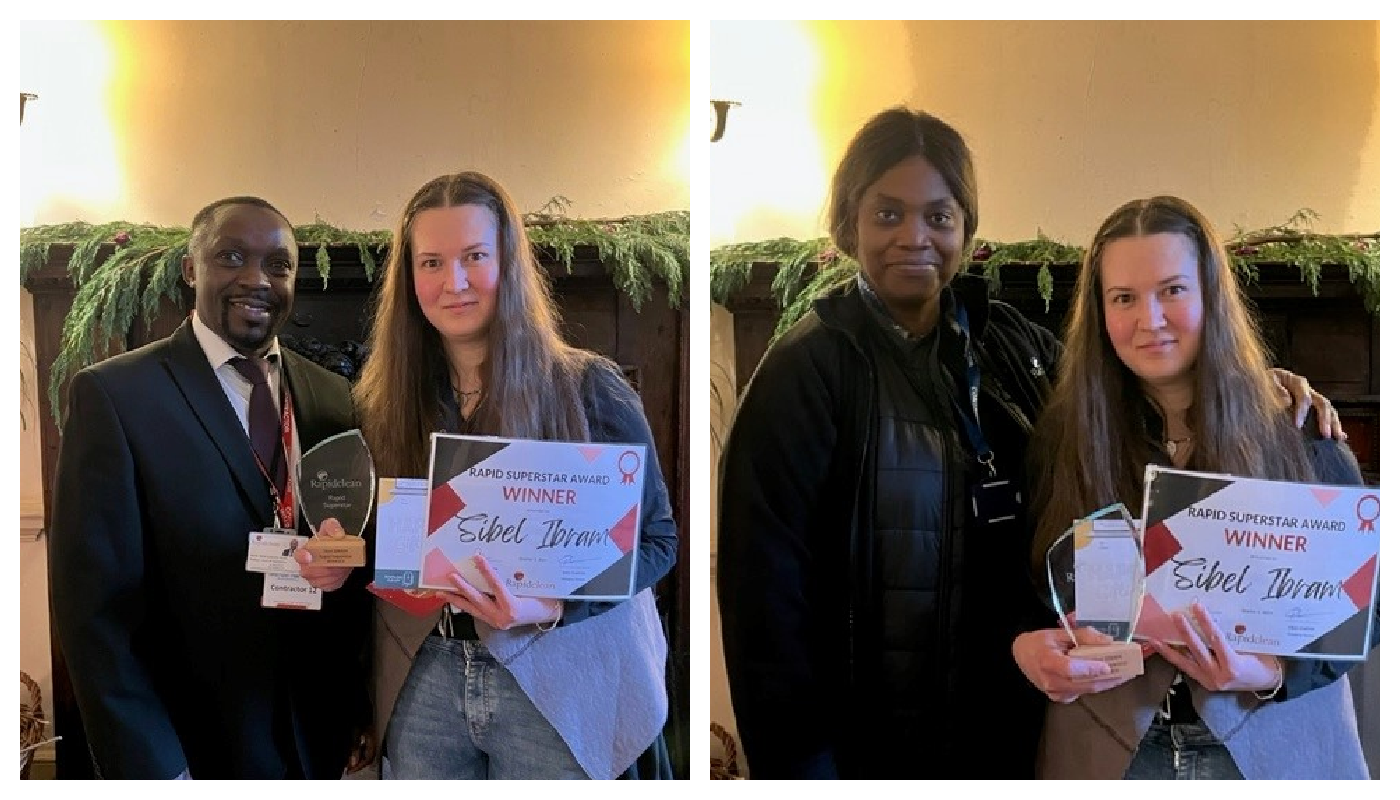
[951, 302, 996, 478]
[248, 385, 297, 530]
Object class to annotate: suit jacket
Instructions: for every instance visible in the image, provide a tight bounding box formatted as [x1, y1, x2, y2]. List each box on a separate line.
[49, 320, 372, 779]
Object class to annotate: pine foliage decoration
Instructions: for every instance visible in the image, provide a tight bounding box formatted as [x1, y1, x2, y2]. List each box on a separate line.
[774, 252, 858, 336]
[22, 207, 688, 420]
[711, 212, 1379, 342]
[292, 221, 391, 286]
[526, 198, 689, 311]
[1224, 209, 1380, 314]
[971, 233, 1084, 310]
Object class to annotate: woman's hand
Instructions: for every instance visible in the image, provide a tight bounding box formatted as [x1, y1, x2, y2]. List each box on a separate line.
[1270, 368, 1345, 440]
[1012, 626, 1137, 704]
[1147, 602, 1284, 694]
[435, 554, 563, 630]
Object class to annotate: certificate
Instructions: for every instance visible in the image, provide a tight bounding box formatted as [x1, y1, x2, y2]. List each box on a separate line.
[372, 477, 429, 591]
[419, 433, 646, 601]
[1139, 465, 1379, 660]
[368, 477, 445, 616]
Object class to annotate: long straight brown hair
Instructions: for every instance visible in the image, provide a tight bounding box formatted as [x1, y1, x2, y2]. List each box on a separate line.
[1028, 196, 1314, 570]
[353, 171, 597, 478]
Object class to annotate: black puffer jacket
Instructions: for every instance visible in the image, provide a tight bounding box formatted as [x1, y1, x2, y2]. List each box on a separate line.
[718, 274, 1062, 778]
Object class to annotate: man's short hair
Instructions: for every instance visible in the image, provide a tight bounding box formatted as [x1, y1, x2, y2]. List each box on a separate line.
[189, 196, 294, 252]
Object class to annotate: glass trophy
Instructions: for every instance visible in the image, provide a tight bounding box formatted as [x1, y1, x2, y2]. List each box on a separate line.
[295, 429, 375, 567]
[1045, 502, 1146, 680]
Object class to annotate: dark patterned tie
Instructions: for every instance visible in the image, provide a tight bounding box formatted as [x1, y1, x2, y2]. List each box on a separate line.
[231, 356, 285, 492]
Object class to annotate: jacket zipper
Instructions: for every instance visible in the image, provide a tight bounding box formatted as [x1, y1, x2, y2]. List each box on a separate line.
[833, 322, 874, 697]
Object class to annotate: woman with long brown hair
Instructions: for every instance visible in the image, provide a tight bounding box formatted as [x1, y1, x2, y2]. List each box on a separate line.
[356, 171, 677, 779]
[1012, 195, 1372, 779]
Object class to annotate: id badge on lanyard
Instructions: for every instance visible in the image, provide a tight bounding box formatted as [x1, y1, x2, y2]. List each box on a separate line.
[953, 303, 1023, 528]
[250, 385, 322, 610]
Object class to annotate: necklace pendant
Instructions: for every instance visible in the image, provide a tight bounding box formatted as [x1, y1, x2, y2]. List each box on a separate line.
[1166, 439, 1177, 457]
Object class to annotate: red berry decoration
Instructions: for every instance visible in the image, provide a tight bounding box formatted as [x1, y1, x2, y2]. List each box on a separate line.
[114, 231, 130, 245]
[972, 243, 992, 261]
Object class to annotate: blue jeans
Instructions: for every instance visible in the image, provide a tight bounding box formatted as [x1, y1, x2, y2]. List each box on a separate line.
[382, 635, 588, 779]
[1124, 720, 1245, 780]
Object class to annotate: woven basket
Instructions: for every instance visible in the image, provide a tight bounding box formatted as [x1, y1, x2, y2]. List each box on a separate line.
[20, 672, 45, 779]
[710, 722, 744, 780]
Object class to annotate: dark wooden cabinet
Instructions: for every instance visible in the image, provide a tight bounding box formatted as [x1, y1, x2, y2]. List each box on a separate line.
[26, 243, 691, 778]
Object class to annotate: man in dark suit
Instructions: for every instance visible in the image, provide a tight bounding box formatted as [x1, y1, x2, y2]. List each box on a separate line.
[49, 196, 372, 779]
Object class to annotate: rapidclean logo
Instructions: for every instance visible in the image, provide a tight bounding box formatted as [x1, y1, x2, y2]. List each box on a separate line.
[1224, 627, 1281, 649]
[311, 469, 364, 491]
[505, 572, 559, 592]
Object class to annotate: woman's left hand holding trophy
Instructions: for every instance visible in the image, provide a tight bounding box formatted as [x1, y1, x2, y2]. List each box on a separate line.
[1013, 625, 1137, 704]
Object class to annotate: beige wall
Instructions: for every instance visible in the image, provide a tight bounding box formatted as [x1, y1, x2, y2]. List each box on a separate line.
[22, 20, 690, 227]
[18, 19, 689, 756]
[712, 20, 1379, 246]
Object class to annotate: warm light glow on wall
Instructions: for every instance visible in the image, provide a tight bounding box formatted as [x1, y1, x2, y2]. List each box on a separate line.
[20, 21, 122, 225]
[671, 111, 691, 193]
[711, 21, 827, 246]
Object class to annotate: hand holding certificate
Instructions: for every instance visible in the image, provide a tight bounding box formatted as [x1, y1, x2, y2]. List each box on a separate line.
[435, 552, 564, 631]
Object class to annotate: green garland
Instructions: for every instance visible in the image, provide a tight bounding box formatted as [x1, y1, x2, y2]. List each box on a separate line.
[711, 210, 1379, 341]
[21, 209, 689, 416]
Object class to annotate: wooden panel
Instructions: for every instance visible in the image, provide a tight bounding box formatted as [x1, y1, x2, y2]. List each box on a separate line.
[731, 310, 777, 397]
[1276, 306, 1371, 396]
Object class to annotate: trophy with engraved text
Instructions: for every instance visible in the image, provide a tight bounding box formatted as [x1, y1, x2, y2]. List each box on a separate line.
[1045, 502, 1147, 680]
[296, 429, 375, 566]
